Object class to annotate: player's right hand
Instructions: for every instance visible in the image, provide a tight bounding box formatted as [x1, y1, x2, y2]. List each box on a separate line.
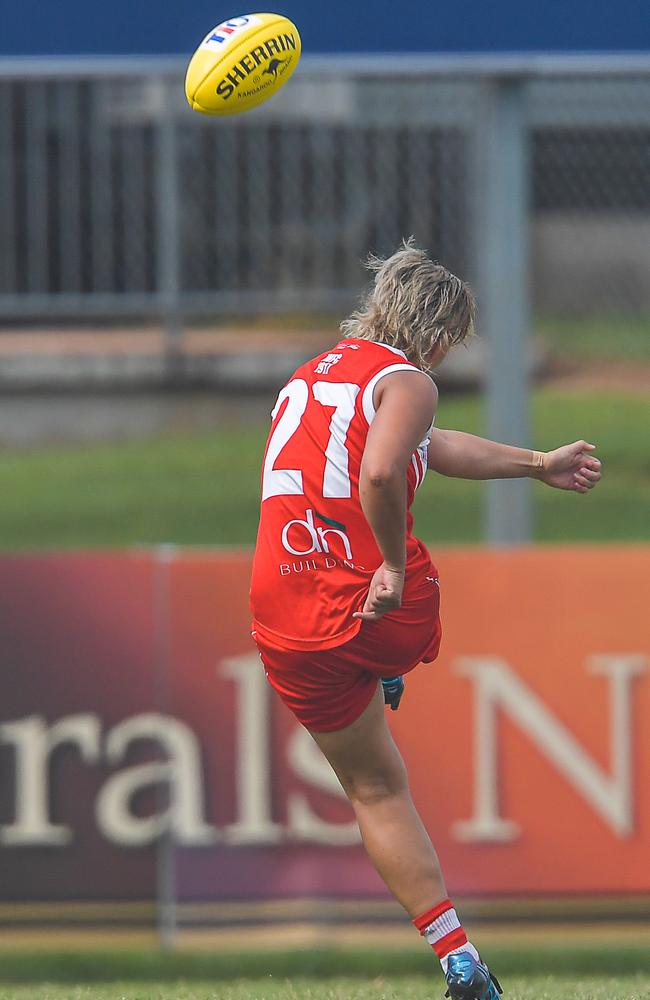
[539, 440, 602, 493]
[353, 563, 405, 622]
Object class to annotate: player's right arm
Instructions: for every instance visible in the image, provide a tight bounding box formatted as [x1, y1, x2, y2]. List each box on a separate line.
[427, 429, 601, 494]
[354, 371, 437, 622]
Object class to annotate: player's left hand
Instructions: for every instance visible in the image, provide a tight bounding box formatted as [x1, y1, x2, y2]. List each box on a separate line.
[539, 440, 602, 494]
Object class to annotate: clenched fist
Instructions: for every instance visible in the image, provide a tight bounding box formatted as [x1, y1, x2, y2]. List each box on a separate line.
[353, 562, 405, 622]
[537, 441, 602, 494]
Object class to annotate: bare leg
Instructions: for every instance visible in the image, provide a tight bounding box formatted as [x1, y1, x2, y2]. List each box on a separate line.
[309, 682, 446, 918]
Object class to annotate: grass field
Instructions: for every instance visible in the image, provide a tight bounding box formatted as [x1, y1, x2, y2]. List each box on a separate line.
[1, 947, 650, 1000]
[537, 318, 650, 362]
[1, 978, 649, 1000]
[1, 388, 649, 549]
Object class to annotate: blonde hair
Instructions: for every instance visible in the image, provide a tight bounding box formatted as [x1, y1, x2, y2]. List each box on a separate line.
[340, 239, 476, 371]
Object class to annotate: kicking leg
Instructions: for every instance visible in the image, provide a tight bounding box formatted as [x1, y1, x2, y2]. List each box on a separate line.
[309, 681, 445, 917]
[309, 682, 502, 999]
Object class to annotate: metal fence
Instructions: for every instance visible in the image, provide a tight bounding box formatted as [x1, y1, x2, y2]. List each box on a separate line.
[1, 54, 649, 542]
[0, 55, 649, 322]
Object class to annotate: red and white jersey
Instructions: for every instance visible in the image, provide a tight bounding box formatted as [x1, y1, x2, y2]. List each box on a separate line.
[250, 338, 436, 651]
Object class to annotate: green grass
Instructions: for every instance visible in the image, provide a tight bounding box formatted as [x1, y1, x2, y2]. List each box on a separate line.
[536, 317, 650, 362]
[1, 978, 649, 1000]
[1, 946, 650, 999]
[414, 388, 650, 543]
[1, 389, 649, 549]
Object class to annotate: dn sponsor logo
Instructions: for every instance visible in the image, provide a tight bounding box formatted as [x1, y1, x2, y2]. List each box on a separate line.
[281, 508, 352, 561]
[216, 33, 297, 100]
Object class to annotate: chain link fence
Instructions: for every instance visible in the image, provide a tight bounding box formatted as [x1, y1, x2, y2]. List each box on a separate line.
[0, 58, 648, 323]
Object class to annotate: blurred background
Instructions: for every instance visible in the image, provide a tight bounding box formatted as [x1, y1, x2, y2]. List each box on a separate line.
[1, 0, 649, 987]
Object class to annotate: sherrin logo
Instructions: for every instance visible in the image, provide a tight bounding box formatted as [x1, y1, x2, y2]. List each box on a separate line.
[263, 57, 288, 79]
[216, 31, 298, 100]
[186, 14, 301, 117]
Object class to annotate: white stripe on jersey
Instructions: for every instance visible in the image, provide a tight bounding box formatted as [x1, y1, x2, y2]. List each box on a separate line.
[411, 453, 422, 489]
[362, 363, 434, 424]
[418, 444, 428, 482]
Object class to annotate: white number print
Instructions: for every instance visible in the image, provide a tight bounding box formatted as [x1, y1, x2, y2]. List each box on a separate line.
[262, 379, 360, 501]
[262, 380, 308, 500]
[312, 381, 360, 498]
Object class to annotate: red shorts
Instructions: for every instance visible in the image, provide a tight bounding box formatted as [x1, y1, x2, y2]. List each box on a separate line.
[253, 584, 442, 732]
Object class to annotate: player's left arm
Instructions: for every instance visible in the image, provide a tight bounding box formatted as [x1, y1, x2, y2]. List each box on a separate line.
[427, 429, 602, 494]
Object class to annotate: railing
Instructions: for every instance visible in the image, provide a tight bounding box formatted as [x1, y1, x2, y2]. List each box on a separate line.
[1, 54, 649, 540]
[1, 55, 648, 318]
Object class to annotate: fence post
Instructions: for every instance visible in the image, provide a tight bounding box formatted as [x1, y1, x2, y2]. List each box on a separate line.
[155, 77, 183, 381]
[476, 76, 532, 545]
[154, 544, 177, 950]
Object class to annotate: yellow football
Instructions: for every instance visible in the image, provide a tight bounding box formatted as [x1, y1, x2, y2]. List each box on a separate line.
[185, 13, 302, 116]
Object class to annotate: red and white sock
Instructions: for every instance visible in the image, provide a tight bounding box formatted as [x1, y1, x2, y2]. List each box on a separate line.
[413, 899, 480, 974]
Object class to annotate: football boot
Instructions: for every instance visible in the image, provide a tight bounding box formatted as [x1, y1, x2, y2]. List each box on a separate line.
[381, 674, 404, 711]
[445, 952, 503, 1000]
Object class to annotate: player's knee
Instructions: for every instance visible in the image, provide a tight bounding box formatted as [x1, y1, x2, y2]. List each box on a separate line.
[340, 764, 407, 806]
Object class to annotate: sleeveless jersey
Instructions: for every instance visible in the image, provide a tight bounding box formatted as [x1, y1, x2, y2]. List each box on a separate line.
[250, 338, 436, 651]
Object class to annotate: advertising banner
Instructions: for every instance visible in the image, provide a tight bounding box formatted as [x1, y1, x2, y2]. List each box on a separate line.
[1, 548, 648, 903]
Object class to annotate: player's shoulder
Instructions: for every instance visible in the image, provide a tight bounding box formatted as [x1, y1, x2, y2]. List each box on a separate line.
[374, 365, 437, 412]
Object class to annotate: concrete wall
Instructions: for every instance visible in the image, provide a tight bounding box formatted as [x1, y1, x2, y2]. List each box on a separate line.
[533, 214, 650, 315]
